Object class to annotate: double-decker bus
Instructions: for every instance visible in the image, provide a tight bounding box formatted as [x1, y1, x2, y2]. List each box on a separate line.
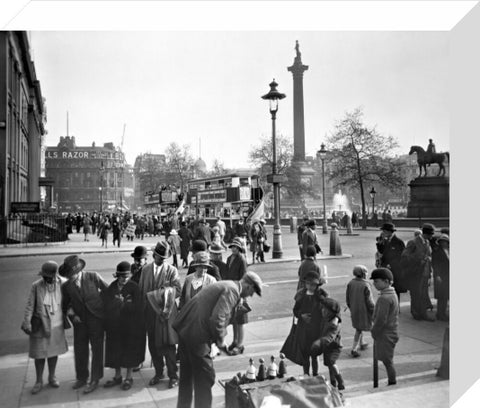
[185, 172, 263, 226]
[143, 185, 184, 220]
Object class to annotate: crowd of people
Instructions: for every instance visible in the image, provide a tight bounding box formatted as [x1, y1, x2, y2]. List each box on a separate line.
[21, 213, 449, 407]
[21, 214, 266, 407]
[64, 212, 270, 266]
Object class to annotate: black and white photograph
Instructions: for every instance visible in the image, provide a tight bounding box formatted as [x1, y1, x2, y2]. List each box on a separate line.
[0, 1, 478, 407]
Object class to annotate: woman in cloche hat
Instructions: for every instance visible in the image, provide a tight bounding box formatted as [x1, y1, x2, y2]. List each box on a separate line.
[179, 252, 217, 310]
[225, 237, 249, 355]
[103, 261, 145, 391]
[21, 261, 69, 395]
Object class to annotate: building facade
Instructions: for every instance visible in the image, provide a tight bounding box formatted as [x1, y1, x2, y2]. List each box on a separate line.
[0, 31, 46, 218]
[45, 136, 133, 213]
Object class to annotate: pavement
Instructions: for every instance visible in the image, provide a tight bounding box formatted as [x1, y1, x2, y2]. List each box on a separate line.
[0, 228, 450, 407]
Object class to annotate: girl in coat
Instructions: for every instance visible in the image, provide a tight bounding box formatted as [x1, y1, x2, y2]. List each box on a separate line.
[293, 271, 327, 376]
[21, 261, 68, 394]
[103, 262, 145, 391]
[225, 237, 248, 355]
[346, 265, 375, 357]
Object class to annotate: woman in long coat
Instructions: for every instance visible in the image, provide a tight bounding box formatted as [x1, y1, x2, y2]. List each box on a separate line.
[21, 261, 68, 394]
[98, 216, 111, 248]
[103, 262, 145, 390]
[225, 238, 248, 355]
[83, 215, 92, 241]
[178, 222, 193, 268]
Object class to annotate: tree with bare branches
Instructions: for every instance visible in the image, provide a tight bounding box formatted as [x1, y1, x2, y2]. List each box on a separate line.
[326, 107, 405, 229]
[164, 142, 196, 190]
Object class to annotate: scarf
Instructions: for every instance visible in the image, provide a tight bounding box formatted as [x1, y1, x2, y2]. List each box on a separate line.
[43, 281, 59, 315]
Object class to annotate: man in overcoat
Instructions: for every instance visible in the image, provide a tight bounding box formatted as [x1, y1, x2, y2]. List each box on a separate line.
[60, 255, 108, 393]
[297, 215, 309, 261]
[301, 219, 319, 258]
[193, 218, 212, 247]
[376, 223, 406, 302]
[139, 241, 181, 388]
[173, 271, 263, 408]
[401, 223, 436, 321]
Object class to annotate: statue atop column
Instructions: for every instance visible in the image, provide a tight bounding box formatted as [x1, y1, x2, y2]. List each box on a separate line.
[295, 40, 301, 60]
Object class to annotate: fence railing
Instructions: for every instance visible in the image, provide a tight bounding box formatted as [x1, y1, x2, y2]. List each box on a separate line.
[0, 214, 68, 245]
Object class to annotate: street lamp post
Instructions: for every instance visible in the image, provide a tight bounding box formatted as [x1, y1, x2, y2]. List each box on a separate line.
[317, 143, 328, 234]
[99, 161, 105, 213]
[369, 187, 377, 215]
[262, 79, 286, 259]
[369, 186, 377, 216]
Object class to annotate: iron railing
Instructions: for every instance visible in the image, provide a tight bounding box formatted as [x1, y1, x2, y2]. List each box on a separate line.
[0, 213, 68, 245]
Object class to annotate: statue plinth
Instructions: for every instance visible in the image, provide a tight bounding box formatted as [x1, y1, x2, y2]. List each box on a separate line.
[407, 176, 449, 218]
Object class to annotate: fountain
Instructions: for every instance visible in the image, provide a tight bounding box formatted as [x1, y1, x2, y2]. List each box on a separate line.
[332, 190, 351, 214]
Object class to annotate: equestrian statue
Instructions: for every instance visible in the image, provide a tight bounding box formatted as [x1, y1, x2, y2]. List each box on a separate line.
[409, 139, 449, 177]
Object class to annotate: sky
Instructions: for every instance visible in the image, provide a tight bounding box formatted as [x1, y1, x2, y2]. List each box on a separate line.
[29, 30, 449, 169]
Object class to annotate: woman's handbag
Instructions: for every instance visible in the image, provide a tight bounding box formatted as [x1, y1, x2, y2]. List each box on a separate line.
[263, 241, 271, 253]
[314, 243, 322, 254]
[280, 317, 305, 366]
[30, 315, 43, 334]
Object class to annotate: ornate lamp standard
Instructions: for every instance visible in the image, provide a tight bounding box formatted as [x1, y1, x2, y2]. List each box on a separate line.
[317, 143, 328, 234]
[262, 79, 286, 259]
[369, 186, 377, 216]
[99, 161, 105, 213]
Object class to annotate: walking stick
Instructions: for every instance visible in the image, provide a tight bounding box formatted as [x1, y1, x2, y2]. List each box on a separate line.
[373, 341, 378, 388]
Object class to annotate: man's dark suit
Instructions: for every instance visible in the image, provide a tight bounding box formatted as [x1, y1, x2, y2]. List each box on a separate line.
[194, 223, 212, 246]
[62, 270, 108, 383]
[376, 234, 406, 294]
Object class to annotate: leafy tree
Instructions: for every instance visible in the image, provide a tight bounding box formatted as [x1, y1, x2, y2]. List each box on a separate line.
[164, 142, 196, 190]
[326, 107, 405, 229]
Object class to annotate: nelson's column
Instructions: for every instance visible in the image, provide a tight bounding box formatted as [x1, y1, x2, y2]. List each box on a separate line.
[287, 41, 316, 210]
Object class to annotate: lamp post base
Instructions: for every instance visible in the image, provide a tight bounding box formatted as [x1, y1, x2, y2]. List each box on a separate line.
[322, 219, 328, 234]
[272, 224, 283, 259]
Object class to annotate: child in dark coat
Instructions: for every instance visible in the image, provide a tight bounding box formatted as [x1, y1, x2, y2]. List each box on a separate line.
[311, 296, 345, 390]
[346, 265, 375, 357]
[370, 267, 399, 385]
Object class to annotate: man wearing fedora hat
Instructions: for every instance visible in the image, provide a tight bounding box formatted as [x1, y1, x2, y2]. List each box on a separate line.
[173, 271, 263, 408]
[130, 245, 148, 284]
[60, 255, 108, 393]
[138, 241, 181, 389]
[401, 223, 436, 321]
[376, 223, 406, 303]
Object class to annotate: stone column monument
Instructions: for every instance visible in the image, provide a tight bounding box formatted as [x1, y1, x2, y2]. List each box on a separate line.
[287, 41, 315, 185]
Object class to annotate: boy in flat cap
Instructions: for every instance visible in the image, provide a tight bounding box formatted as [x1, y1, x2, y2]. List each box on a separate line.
[370, 268, 399, 386]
